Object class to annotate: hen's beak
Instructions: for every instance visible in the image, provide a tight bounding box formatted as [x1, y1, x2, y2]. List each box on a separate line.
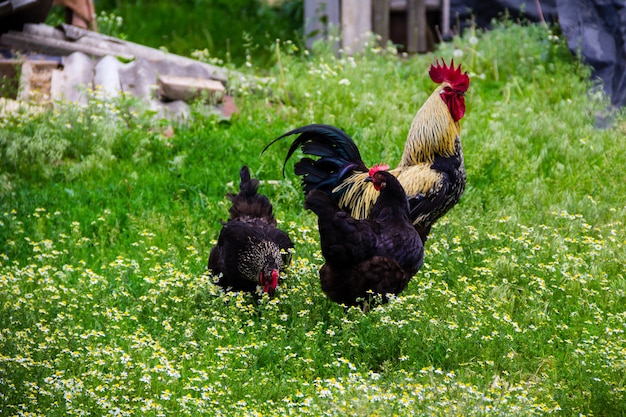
[260, 269, 279, 296]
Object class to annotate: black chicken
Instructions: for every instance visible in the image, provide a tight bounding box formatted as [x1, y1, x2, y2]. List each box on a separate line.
[304, 165, 424, 307]
[208, 166, 294, 296]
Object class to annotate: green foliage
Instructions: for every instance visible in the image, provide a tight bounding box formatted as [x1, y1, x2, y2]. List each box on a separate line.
[91, 0, 304, 67]
[1, 20, 626, 416]
[0, 92, 169, 183]
[0, 67, 20, 99]
[96, 10, 126, 38]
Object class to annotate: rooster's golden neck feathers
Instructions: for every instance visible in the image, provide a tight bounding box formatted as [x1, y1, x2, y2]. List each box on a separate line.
[399, 85, 461, 167]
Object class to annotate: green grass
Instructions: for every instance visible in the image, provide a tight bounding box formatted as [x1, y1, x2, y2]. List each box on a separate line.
[65, 0, 305, 68]
[2, 20, 626, 416]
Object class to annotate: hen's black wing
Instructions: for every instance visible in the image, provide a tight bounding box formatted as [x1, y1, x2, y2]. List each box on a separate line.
[304, 189, 379, 267]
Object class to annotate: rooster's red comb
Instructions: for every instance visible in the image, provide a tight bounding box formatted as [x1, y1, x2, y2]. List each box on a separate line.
[368, 163, 390, 177]
[429, 58, 470, 92]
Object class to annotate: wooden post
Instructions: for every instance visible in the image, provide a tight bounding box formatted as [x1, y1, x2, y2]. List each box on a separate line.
[372, 0, 390, 46]
[407, 0, 427, 53]
[341, 0, 372, 54]
[304, 0, 340, 49]
[441, 0, 450, 38]
[417, 0, 427, 52]
[407, 0, 417, 53]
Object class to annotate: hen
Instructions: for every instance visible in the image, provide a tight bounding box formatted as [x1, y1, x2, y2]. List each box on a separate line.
[304, 165, 424, 307]
[208, 166, 294, 296]
[264, 59, 469, 242]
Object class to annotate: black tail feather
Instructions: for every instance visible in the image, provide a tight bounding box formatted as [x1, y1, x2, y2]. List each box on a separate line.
[227, 166, 276, 225]
[263, 124, 368, 195]
[236, 165, 259, 197]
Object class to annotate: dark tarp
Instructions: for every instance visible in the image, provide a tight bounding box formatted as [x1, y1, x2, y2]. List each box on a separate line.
[557, 0, 626, 110]
[451, 0, 626, 111]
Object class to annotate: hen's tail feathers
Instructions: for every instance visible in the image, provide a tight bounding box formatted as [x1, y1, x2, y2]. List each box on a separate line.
[237, 165, 259, 198]
[263, 124, 369, 195]
[227, 166, 276, 225]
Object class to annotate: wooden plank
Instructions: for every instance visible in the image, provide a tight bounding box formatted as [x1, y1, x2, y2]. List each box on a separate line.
[372, 0, 390, 46]
[158, 74, 225, 103]
[1, 29, 129, 59]
[341, 0, 371, 54]
[0, 23, 247, 85]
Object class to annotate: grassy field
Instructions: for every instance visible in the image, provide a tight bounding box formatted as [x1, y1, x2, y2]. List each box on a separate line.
[1, 18, 626, 416]
[49, 0, 304, 67]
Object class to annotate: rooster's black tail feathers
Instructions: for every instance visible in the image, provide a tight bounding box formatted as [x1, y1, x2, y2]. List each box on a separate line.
[227, 166, 276, 225]
[264, 124, 368, 196]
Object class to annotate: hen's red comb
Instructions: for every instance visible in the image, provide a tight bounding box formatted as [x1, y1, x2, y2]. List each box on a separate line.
[368, 163, 390, 177]
[429, 58, 470, 92]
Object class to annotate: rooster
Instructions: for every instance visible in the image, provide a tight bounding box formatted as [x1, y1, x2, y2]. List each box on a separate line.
[304, 164, 424, 308]
[208, 166, 294, 296]
[264, 59, 469, 242]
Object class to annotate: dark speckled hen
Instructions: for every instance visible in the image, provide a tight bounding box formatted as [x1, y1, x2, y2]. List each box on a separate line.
[208, 166, 293, 296]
